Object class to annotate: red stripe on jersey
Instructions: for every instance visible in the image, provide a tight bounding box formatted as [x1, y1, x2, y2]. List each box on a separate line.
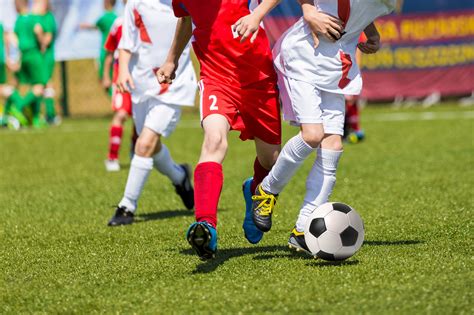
[153, 67, 170, 95]
[338, 51, 352, 89]
[133, 9, 152, 43]
[338, 0, 351, 27]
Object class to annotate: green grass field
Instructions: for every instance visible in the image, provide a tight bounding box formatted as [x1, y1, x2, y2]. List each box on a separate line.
[1, 104, 473, 314]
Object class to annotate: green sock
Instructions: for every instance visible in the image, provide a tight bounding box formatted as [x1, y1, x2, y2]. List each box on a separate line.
[4, 97, 12, 115]
[45, 97, 56, 119]
[19, 91, 37, 111]
[8, 90, 23, 112]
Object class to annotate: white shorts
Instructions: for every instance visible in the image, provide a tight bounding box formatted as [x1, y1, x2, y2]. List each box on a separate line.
[278, 71, 345, 135]
[132, 99, 182, 137]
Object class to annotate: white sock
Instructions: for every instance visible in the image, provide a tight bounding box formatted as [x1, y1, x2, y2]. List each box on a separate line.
[295, 148, 343, 232]
[261, 133, 315, 194]
[119, 155, 154, 212]
[153, 144, 185, 185]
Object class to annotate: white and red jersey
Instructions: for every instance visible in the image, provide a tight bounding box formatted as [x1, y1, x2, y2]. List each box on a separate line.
[172, 0, 277, 88]
[104, 17, 123, 83]
[274, 0, 395, 95]
[119, 0, 197, 106]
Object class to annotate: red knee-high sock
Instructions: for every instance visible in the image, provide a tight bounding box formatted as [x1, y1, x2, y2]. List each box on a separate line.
[346, 99, 360, 132]
[108, 125, 123, 160]
[194, 162, 223, 228]
[251, 157, 270, 193]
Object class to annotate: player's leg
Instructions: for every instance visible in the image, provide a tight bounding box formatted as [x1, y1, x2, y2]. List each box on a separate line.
[252, 76, 323, 233]
[2, 79, 28, 127]
[253, 124, 322, 233]
[44, 84, 58, 124]
[105, 109, 128, 171]
[109, 102, 191, 225]
[237, 79, 282, 243]
[290, 92, 345, 253]
[44, 56, 57, 124]
[30, 84, 46, 128]
[22, 51, 47, 128]
[105, 89, 131, 171]
[345, 95, 365, 143]
[130, 123, 138, 160]
[146, 104, 193, 210]
[187, 114, 230, 259]
[242, 138, 280, 243]
[109, 126, 159, 226]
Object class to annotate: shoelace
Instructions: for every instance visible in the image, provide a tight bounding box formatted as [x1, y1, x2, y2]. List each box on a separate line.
[252, 191, 277, 216]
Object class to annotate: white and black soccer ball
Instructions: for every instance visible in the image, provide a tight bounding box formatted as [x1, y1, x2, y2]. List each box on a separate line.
[304, 202, 364, 261]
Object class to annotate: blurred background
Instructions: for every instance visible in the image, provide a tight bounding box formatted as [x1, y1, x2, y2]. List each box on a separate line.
[0, 0, 473, 119]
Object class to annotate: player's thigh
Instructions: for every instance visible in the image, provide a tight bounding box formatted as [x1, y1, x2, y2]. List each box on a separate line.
[198, 79, 238, 128]
[144, 100, 182, 138]
[320, 91, 345, 136]
[279, 73, 323, 125]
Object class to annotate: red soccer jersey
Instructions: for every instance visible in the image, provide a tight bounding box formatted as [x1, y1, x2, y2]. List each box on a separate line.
[104, 18, 123, 83]
[172, 0, 277, 88]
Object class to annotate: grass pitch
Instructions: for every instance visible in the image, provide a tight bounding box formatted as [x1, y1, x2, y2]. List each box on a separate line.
[0, 104, 473, 314]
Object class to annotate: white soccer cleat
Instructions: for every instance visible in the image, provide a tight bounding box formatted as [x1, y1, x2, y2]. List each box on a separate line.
[104, 159, 120, 172]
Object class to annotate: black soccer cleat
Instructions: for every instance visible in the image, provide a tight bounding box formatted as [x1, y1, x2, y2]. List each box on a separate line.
[186, 222, 217, 260]
[174, 164, 194, 210]
[251, 184, 277, 232]
[288, 227, 312, 255]
[107, 206, 135, 226]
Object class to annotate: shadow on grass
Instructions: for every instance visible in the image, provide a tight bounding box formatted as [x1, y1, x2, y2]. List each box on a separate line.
[182, 240, 423, 273]
[182, 245, 297, 273]
[307, 260, 359, 267]
[365, 240, 423, 246]
[135, 209, 193, 223]
[120, 163, 130, 170]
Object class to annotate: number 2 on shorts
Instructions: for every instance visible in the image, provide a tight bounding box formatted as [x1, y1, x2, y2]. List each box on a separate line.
[209, 95, 218, 111]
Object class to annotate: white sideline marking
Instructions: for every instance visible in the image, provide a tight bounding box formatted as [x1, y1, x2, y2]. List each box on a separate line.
[0, 111, 472, 136]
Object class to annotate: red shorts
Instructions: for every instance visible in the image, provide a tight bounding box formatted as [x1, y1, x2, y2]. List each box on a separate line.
[198, 78, 281, 145]
[111, 86, 132, 116]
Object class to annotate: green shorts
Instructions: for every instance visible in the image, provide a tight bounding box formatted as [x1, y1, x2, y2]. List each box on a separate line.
[17, 50, 48, 85]
[0, 63, 6, 84]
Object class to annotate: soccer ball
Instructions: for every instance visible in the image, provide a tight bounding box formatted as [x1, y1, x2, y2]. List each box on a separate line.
[304, 202, 364, 261]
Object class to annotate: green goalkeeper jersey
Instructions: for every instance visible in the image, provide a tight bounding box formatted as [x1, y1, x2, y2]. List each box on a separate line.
[33, 11, 57, 79]
[14, 14, 47, 85]
[14, 14, 40, 53]
[33, 12, 57, 59]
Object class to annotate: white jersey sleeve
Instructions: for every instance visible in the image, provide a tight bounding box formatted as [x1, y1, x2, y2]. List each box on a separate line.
[118, 0, 139, 53]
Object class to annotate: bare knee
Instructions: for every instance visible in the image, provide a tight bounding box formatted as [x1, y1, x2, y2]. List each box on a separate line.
[32, 85, 44, 97]
[203, 132, 228, 156]
[321, 134, 343, 151]
[112, 111, 128, 126]
[135, 129, 160, 157]
[301, 125, 325, 148]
